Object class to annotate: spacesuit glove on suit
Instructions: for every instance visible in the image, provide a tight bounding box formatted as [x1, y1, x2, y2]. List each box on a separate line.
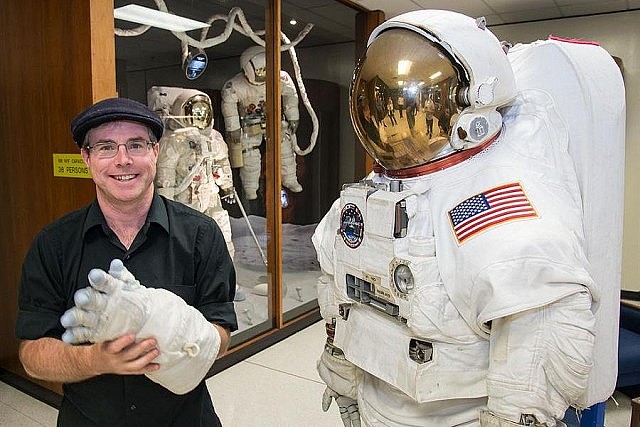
[317, 341, 362, 427]
[288, 119, 299, 134]
[225, 129, 243, 168]
[479, 411, 567, 427]
[323, 387, 361, 427]
[60, 259, 221, 395]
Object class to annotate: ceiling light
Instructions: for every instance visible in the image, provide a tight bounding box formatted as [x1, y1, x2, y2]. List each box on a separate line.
[114, 4, 210, 32]
[429, 71, 442, 80]
[397, 60, 412, 76]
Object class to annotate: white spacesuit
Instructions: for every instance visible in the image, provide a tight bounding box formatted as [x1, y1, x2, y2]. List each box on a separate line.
[221, 45, 302, 200]
[149, 87, 246, 303]
[149, 87, 235, 256]
[313, 10, 624, 427]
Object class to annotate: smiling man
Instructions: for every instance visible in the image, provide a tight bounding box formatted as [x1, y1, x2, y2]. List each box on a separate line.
[15, 97, 237, 426]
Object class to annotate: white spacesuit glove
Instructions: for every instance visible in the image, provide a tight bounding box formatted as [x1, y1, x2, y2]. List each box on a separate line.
[221, 187, 237, 204]
[322, 387, 361, 427]
[479, 411, 567, 427]
[225, 129, 243, 168]
[288, 119, 299, 134]
[317, 338, 361, 427]
[226, 129, 241, 146]
[60, 259, 221, 395]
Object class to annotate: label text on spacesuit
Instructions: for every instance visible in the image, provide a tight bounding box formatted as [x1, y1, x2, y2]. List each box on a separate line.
[52, 154, 92, 179]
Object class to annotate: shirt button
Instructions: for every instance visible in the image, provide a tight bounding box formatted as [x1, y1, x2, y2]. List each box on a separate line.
[125, 255, 131, 260]
[130, 404, 136, 411]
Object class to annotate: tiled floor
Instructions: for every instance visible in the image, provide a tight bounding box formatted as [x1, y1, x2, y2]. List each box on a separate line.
[0, 321, 634, 426]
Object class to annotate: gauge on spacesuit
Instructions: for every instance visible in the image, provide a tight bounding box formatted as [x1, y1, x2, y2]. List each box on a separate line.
[350, 28, 466, 171]
[392, 263, 414, 294]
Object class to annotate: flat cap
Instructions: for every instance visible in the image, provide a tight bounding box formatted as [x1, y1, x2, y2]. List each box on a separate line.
[71, 97, 164, 147]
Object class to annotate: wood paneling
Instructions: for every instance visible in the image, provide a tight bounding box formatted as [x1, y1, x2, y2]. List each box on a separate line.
[0, 0, 115, 391]
[265, 0, 284, 327]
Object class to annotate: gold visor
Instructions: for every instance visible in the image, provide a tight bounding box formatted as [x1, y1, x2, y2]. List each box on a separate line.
[183, 95, 213, 130]
[351, 28, 462, 171]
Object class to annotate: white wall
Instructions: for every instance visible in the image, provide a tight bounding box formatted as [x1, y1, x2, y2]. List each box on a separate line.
[490, 10, 640, 291]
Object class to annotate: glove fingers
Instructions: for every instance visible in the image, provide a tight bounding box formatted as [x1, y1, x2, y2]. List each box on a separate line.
[108, 259, 140, 289]
[88, 268, 117, 293]
[73, 287, 108, 311]
[61, 326, 96, 344]
[60, 306, 100, 328]
[339, 411, 351, 427]
[322, 387, 333, 412]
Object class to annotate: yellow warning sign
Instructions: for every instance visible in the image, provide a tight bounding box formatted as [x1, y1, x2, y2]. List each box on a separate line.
[53, 154, 92, 179]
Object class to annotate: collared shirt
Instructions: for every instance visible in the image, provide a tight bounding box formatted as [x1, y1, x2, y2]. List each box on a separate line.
[16, 194, 238, 426]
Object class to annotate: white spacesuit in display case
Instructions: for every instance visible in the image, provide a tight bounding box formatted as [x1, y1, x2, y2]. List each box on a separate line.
[148, 86, 245, 301]
[312, 10, 625, 427]
[221, 45, 302, 201]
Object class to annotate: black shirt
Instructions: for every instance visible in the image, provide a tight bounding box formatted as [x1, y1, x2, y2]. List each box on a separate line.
[16, 194, 238, 426]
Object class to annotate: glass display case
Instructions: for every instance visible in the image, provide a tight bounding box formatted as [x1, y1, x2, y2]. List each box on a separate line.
[114, 0, 363, 357]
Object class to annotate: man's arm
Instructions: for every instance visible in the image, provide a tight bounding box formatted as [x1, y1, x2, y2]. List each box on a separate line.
[213, 324, 231, 358]
[18, 334, 160, 383]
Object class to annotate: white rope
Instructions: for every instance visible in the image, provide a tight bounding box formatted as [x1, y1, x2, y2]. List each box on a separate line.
[281, 33, 318, 156]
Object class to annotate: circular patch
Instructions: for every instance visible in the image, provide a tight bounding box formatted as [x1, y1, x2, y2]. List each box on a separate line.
[340, 203, 364, 249]
[470, 116, 489, 140]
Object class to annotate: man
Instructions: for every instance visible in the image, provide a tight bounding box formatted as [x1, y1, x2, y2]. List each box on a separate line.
[313, 9, 624, 427]
[15, 97, 237, 426]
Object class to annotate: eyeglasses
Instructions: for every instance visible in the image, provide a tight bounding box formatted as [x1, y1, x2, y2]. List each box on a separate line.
[85, 140, 155, 159]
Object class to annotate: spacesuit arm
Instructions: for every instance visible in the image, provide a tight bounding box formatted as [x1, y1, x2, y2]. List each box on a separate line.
[220, 79, 244, 168]
[211, 130, 234, 192]
[280, 71, 300, 123]
[155, 137, 180, 199]
[221, 80, 241, 132]
[483, 291, 595, 426]
[312, 201, 361, 426]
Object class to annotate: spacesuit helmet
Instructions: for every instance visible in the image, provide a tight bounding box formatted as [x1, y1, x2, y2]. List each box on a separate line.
[240, 46, 267, 85]
[350, 10, 516, 173]
[171, 90, 213, 131]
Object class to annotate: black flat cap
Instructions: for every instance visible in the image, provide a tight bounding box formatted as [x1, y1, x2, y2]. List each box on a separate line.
[71, 97, 164, 147]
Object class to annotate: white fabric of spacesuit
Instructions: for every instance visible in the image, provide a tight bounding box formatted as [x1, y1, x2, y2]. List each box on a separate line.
[313, 10, 624, 427]
[149, 87, 235, 258]
[220, 46, 302, 200]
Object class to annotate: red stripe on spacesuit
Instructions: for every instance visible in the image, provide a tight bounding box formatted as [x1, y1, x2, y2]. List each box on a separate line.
[456, 208, 538, 243]
[548, 35, 600, 46]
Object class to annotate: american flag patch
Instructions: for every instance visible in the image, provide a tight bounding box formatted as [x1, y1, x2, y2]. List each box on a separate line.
[448, 182, 538, 244]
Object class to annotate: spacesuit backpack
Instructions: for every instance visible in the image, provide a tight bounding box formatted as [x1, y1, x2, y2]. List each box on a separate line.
[507, 36, 626, 407]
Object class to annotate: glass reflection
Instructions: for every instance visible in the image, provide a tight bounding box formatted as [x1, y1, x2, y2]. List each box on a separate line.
[351, 28, 465, 171]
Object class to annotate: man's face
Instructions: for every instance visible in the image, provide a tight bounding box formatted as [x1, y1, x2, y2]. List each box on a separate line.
[81, 120, 159, 206]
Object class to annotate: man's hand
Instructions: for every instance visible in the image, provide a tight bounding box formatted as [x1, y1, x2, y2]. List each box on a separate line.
[95, 334, 161, 376]
[322, 387, 361, 427]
